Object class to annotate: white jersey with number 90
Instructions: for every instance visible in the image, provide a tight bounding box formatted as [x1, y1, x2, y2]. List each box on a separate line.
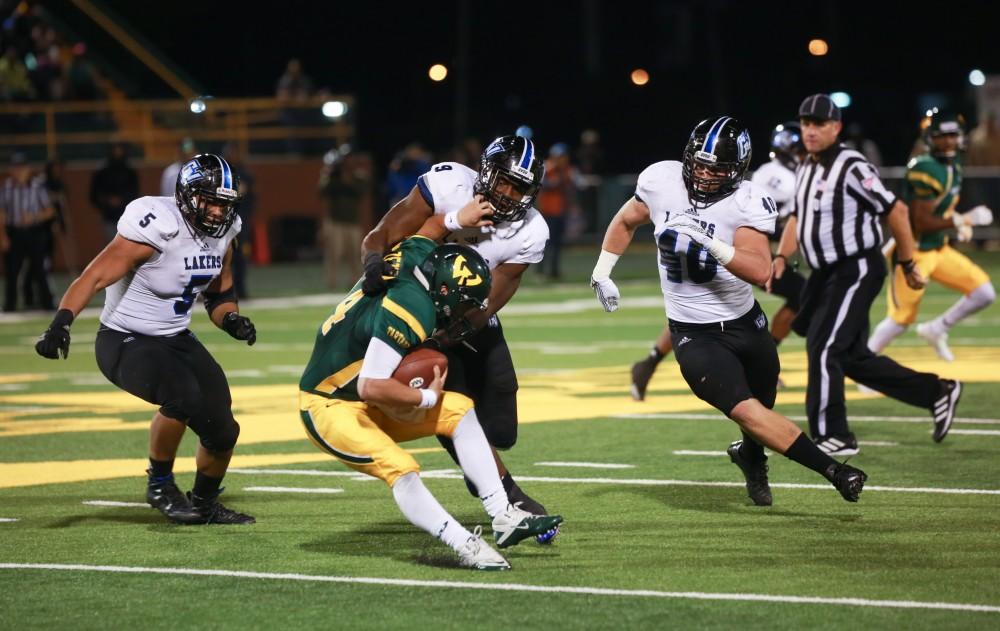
[637, 161, 777, 324]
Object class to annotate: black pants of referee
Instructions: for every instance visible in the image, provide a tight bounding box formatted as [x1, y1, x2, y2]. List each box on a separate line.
[4, 224, 54, 311]
[793, 248, 941, 439]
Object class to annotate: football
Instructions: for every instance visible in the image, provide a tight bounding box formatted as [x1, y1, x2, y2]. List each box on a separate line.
[392, 348, 448, 389]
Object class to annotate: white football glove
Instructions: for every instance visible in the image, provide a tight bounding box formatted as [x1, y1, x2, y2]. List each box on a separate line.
[965, 205, 994, 227]
[591, 276, 620, 312]
[956, 223, 974, 243]
[663, 214, 735, 265]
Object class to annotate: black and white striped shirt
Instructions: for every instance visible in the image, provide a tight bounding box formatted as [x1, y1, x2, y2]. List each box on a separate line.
[1, 176, 52, 228]
[794, 145, 896, 269]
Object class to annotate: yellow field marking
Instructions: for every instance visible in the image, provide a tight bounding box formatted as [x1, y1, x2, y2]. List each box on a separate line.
[0, 448, 443, 489]
[0, 374, 48, 385]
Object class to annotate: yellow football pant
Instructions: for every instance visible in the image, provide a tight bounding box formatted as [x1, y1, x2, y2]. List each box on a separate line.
[298, 390, 473, 486]
[887, 245, 991, 325]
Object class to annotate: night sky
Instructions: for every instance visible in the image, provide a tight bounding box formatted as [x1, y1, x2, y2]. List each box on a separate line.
[78, 1, 998, 171]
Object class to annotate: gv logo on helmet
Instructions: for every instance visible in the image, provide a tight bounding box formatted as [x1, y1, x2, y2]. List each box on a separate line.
[452, 255, 483, 287]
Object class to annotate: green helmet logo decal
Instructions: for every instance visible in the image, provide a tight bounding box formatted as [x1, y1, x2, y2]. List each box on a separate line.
[453, 254, 484, 287]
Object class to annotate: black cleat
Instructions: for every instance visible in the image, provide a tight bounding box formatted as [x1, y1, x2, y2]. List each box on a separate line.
[727, 441, 772, 506]
[630, 357, 658, 401]
[146, 473, 204, 524]
[826, 462, 868, 503]
[188, 491, 256, 525]
[931, 379, 962, 443]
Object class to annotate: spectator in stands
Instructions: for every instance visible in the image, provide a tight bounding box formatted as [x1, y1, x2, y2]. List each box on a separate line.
[576, 128, 605, 175]
[537, 142, 580, 280]
[385, 143, 431, 207]
[2, 152, 55, 312]
[276, 58, 313, 100]
[222, 142, 255, 299]
[160, 137, 196, 197]
[318, 145, 368, 289]
[0, 45, 35, 101]
[66, 42, 99, 100]
[967, 113, 1000, 166]
[90, 142, 138, 243]
[843, 123, 883, 167]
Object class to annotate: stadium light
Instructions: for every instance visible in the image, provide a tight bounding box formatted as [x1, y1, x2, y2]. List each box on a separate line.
[808, 39, 829, 56]
[630, 69, 650, 86]
[428, 64, 448, 82]
[969, 69, 986, 86]
[189, 98, 207, 114]
[322, 101, 348, 119]
[830, 91, 852, 108]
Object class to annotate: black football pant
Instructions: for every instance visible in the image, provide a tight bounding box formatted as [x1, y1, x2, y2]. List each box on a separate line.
[793, 249, 940, 439]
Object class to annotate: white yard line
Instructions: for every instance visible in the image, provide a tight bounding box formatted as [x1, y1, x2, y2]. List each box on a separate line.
[618, 413, 1000, 425]
[0, 563, 996, 613]
[243, 486, 343, 494]
[534, 462, 635, 469]
[225, 468, 1000, 496]
[0, 518, 19, 522]
[949, 429, 1000, 436]
[83, 501, 150, 508]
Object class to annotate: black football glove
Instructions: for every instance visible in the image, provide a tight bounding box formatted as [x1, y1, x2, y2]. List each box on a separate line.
[222, 311, 256, 346]
[362, 251, 389, 296]
[36, 308, 74, 359]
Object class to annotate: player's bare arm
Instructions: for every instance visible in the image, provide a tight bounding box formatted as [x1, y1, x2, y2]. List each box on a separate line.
[59, 236, 155, 316]
[886, 200, 926, 289]
[204, 243, 256, 345]
[728, 227, 773, 287]
[602, 196, 652, 254]
[467, 262, 527, 330]
[909, 197, 959, 234]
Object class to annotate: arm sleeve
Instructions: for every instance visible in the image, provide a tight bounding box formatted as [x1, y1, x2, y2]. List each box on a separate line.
[116, 199, 179, 250]
[359, 337, 404, 380]
[847, 161, 897, 214]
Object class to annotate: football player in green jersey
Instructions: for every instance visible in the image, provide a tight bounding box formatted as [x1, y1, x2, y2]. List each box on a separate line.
[869, 109, 995, 363]
[298, 238, 562, 570]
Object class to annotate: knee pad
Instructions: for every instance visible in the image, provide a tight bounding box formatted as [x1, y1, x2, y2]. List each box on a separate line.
[191, 416, 241, 453]
[972, 282, 996, 308]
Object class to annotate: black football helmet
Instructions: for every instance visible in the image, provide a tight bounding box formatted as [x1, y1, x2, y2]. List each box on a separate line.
[175, 154, 241, 237]
[769, 121, 804, 170]
[921, 108, 966, 161]
[419, 243, 492, 326]
[474, 135, 544, 223]
[682, 117, 752, 208]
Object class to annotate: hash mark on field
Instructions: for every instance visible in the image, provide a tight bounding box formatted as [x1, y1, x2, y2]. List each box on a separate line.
[534, 461, 635, 469]
[0, 518, 19, 522]
[83, 501, 150, 508]
[673, 450, 728, 457]
[1, 563, 998, 614]
[244, 486, 343, 494]
[949, 429, 1000, 436]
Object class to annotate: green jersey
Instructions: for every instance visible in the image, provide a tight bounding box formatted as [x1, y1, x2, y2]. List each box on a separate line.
[902, 154, 962, 251]
[299, 236, 437, 400]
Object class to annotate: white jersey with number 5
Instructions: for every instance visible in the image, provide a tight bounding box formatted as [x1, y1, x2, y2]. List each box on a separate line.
[100, 196, 241, 336]
[637, 161, 777, 324]
[417, 162, 549, 270]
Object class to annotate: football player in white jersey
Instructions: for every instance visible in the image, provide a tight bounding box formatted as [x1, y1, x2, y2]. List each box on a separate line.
[362, 135, 559, 540]
[630, 122, 810, 400]
[591, 117, 867, 505]
[35, 154, 257, 525]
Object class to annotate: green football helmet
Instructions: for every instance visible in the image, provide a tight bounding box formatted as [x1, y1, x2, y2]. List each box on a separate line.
[419, 244, 492, 325]
[921, 108, 966, 160]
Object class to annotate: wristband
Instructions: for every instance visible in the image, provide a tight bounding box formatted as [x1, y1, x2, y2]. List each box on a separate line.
[51, 308, 75, 329]
[898, 259, 915, 272]
[707, 239, 736, 266]
[417, 388, 439, 409]
[444, 210, 462, 232]
[591, 249, 621, 279]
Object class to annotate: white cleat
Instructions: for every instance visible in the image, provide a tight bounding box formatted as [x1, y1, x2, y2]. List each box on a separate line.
[916, 322, 955, 362]
[456, 526, 510, 571]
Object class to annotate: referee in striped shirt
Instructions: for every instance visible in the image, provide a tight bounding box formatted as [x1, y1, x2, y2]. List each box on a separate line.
[771, 94, 962, 456]
[1, 153, 56, 312]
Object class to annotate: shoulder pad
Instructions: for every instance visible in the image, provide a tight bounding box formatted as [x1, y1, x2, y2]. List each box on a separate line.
[117, 197, 180, 250]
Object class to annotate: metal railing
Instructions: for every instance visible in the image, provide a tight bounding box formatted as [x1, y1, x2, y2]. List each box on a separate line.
[0, 95, 355, 161]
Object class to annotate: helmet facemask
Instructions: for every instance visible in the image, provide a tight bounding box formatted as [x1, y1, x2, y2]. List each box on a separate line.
[175, 155, 241, 238]
[474, 164, 540, 224]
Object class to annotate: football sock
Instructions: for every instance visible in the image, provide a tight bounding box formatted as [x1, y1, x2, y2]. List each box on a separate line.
[650, 347, 665, 362]
[192, 472, 223, 500]
[392, 472, 471, 550]
[436, 435, 480, 497]
[452, 410, 507, 518]
[934, 282, 996, 332]
[868, 317, 907, 353]
[772, 336, 782, 346]
[740, 432, 766, 461]
[148, 458, 174, 483]
[783, 432, 837, 475]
